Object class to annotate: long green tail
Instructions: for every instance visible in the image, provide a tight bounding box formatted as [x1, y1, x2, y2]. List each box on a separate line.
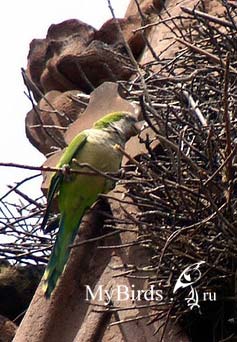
[42, 211, 84, 298]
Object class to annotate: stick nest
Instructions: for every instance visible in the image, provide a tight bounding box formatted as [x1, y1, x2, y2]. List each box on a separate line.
[117, 0, 237, 331]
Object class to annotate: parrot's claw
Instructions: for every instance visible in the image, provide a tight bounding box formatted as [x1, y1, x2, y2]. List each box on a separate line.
[61, 164, 71, 175]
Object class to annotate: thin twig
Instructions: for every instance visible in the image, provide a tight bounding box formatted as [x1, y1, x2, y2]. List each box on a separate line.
[176, 38, 237, 74]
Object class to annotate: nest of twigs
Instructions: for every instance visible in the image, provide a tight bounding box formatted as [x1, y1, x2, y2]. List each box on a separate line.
[118, 0, 237, 337]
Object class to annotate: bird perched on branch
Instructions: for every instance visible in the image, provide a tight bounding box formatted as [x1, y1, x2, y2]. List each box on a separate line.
[41, 111, 140, 298]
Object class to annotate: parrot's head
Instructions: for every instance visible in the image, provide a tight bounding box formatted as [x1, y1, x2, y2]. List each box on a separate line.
[93, 111, 140, 141]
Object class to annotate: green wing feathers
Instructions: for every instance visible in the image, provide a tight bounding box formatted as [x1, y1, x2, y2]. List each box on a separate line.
[40, 173, 62, 232]
[58, 131, 88, 167]
[41, 132, 88, 296]
[41, 132, 87, 231]
[41, 133, 87, 230]
[42, 205, 86, 298]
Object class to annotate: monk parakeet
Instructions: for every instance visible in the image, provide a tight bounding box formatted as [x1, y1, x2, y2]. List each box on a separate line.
[41, 111, 139, 298]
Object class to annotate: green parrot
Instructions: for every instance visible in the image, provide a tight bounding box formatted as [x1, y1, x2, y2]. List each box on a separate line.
[41, 111, 139, 298]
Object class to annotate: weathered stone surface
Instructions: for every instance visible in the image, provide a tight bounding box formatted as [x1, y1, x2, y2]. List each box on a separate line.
[57, 40, 135, 93]
[26, 19, 95, 99]
[25, 11, 149, 166]
[125, 0, 160, 17]
[25, 89, 87, 155]
[95, 16, 145, 59]
[0, 315, 17, 342]
[26, 39, 48, 100]
[26, 16, 146, 101]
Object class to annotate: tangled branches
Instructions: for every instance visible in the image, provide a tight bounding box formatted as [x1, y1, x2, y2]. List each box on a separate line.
[0, 175, 51, 265]
[117, 0, 237, 335]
